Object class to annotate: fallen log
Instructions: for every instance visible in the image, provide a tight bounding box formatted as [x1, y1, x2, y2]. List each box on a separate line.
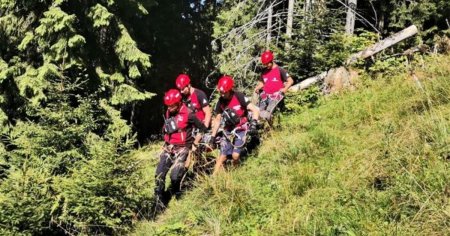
[346, 25, 418, 65]
[289, 71, 328, 92]
[288, 25, 419, 92]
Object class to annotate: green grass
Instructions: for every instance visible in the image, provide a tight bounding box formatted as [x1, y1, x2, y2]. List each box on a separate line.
[131, 55, 450, 235]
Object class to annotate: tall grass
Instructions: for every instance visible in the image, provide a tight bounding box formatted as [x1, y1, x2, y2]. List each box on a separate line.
[132, 55, 450, 235]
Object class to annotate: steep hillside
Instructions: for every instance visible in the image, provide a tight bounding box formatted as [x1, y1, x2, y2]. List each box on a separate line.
[133, 55, 450, 235]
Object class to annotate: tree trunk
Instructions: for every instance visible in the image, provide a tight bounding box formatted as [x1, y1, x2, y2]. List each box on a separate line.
[266, 3, 273, 49]
[378, 13, 384, 33]
[304, 0, 311, 13]
[345, 0, 357, 35]
[285, 0, 295, 49]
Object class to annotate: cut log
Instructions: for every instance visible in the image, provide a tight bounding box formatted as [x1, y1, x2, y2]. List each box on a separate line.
[346, 25, 418, 64]
[323, 67, 357, 94]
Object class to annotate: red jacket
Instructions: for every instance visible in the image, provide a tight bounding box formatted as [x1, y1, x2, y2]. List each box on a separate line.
[215, 91, 249, 131]
[163, 104, 207, 146]
[261, 66, 289, 94]
[184, 88, 209, 122]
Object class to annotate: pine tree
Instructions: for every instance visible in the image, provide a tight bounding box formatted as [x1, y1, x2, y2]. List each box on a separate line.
[0, 0, 155, 234]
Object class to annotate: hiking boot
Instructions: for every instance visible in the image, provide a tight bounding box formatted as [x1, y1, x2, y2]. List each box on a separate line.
[150, 194, 166, 218]
[168, 184, 184, 200]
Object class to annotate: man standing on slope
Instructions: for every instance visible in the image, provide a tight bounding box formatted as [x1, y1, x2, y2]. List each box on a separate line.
[254, 50, 294, 122]
[154, 89, 208, 210]
[210, 76, 260, 174]
[175, 74, 212, 129]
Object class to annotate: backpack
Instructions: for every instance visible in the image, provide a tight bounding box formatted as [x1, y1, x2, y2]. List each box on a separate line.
[164, 117, 179, 134]
[222, 108, 240, 126]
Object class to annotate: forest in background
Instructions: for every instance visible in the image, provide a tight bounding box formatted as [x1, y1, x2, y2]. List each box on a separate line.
[0, 0, 449, 235]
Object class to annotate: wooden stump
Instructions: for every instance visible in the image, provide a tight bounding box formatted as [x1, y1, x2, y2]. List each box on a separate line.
[323, 67, 358, 94]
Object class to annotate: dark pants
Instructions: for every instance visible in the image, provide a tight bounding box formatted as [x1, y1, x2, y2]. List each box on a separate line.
[154, 145, 189, 199]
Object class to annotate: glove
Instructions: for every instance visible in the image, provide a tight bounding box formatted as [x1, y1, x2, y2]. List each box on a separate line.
[249, 119, 258, 135]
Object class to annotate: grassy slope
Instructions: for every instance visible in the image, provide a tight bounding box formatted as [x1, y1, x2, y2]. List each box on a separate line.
[132, 55, 450, 235]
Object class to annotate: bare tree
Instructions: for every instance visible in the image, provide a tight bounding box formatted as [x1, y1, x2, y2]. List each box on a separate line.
[266, 2, 273, 49]
[285, 0, 295, 49]
[304, 0, 311, 13]
[345, 0, 357, 34]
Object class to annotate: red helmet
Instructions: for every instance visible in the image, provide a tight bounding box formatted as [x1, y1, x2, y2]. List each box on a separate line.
[261, 50, 274, 64]
[217, 75, 234, 93]
[164, 89, 182, 106]
[175, 74, 190, 89]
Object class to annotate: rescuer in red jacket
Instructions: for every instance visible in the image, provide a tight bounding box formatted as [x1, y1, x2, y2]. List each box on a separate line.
[210, 76, 260, 174]
[154, 89, 207, 207]
[175, 74, 212, 128]
[254, 50, 294, 121]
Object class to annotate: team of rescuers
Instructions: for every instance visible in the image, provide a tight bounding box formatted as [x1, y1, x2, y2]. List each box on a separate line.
[154, 51, 294, 203]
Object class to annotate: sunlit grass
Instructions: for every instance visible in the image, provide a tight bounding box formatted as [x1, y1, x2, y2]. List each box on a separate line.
[131, 55, 450, 235]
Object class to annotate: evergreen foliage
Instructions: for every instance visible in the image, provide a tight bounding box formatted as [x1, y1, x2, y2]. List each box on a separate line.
[281, 1, 349, 80]
[0, 0, 155, 234]
[0, 0, 449, 234]
[379, 0, 450, 40]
